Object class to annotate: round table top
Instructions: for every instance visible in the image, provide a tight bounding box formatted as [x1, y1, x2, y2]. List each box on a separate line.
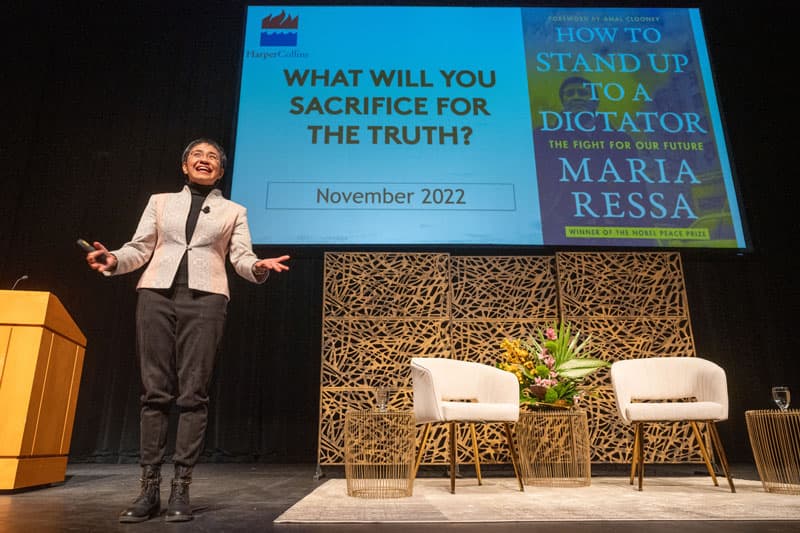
[745, 409, 799, 416]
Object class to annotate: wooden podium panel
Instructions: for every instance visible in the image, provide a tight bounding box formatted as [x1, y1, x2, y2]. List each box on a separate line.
[0, 290, 86, 490]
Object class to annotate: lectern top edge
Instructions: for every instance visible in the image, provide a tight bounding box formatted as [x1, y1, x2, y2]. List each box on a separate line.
[0, 290, 86, 346]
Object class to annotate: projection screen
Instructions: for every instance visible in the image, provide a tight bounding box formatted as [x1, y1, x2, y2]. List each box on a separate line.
[230, 4, 749, 249]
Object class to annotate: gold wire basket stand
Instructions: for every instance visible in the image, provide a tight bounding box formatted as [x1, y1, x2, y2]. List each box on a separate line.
[344, 410, 415, 498]
[516, 408, 591, 487]
[746, 409, 800, 495]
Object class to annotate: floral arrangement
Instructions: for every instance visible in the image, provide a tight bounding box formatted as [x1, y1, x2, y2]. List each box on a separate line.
[498, 322, 609, 408]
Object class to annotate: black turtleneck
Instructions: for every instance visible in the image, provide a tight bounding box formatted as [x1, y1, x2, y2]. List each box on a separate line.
[185, 181, 215, 242]
[173, 182, 216, 287]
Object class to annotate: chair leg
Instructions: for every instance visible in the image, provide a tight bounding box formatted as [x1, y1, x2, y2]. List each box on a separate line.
[503, 422, 525, 492]
[629, 422, 640, 486]
[690, 421, 719, 486]
[635, 423, 645, 491]
[448, 422, 457, 494]
[468, 423, 482, 486]
[708, 421, 736, 493]
[413, 423, 432, 480]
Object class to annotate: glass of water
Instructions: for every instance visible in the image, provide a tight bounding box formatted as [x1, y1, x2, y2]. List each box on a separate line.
[772, 386, 791, 412]
[375, 387, 389, 412]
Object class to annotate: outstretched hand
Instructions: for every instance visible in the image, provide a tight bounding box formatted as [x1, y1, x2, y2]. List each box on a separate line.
[253, 255, 290, 276]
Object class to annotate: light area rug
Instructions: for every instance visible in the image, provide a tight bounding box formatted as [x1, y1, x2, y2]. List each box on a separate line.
[274, 476, 800, 523]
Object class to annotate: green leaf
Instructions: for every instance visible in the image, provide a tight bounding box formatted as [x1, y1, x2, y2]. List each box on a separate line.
[544, 388, 559, 403]
[559, 357, 609, 369]
[557, 357, 609, 379]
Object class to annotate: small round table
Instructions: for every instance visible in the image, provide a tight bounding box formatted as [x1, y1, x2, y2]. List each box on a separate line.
[745, 409, 800, 495]
[344, 410, 415, 498]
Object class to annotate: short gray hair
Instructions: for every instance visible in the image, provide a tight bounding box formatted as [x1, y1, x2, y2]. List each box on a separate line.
[181, 138, 227, 169]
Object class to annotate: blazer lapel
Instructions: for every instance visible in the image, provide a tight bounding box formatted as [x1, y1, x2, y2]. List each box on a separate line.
[163, 186, 192, 245]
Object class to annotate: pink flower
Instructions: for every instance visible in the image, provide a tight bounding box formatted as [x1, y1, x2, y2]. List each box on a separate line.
[545, 327, 557, 340]
[534, 376, 558, 388]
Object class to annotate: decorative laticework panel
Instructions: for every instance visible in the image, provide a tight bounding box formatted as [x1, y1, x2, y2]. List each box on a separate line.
[318, 252, 451, 466]
[442, 255, 560, 465]
[322, 252, 451, 319]
[450, 255, 559, 364]
[556, 251, 701, 464]
[319, 251, 703, 468]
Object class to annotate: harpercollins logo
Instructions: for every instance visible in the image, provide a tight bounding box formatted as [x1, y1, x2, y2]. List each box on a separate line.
[260, 10, 299, 47]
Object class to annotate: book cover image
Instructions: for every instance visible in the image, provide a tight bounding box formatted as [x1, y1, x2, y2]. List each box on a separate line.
[523, 7, 746, 248]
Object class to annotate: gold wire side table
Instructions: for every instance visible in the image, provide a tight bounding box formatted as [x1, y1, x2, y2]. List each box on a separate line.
[516, 408, 591, 487]
[745, 409, 800, 495]
[344, 410, 415, 498]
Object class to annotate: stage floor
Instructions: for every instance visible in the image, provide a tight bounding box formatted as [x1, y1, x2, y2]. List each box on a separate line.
[0, 463, 797, 532]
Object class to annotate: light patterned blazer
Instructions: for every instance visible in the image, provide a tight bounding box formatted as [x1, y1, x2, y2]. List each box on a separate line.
[106, 186, 266, 299]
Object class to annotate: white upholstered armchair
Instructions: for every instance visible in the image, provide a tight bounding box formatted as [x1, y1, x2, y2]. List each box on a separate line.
[610, 356, 736, 492]
[410, 357, 524, 493]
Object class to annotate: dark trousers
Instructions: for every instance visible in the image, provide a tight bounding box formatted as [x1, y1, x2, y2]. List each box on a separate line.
[135, 286, 227, 467]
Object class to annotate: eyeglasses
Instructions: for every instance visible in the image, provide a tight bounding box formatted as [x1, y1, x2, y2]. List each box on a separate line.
[189, 150, 220, 161]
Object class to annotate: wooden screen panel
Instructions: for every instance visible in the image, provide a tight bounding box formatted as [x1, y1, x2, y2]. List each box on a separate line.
[450, 255, 559, 371]
[319, 253, 451, 466]
[320, 318, 452, 389]
[441, 256, 560, 464]
[556, 251, 690, 319]
[323, 252, 450, 318]
[450, 255, 559, 320]
[319, 251, 704, 467]
[556, 251, 703, 464]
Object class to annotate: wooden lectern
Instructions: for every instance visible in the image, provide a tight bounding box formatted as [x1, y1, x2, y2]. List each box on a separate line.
[0, 290, 86, 490]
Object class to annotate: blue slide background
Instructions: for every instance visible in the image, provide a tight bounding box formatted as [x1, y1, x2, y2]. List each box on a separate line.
[232, 6, 538, 244]
[230, 5, 746, 249]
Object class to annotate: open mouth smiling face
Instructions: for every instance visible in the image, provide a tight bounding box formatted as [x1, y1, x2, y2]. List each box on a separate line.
[182, 143, 224, 185]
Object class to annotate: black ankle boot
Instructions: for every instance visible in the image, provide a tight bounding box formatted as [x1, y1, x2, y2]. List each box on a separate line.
[119, 465, 161, 523]
[165, 465, 193, 522]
